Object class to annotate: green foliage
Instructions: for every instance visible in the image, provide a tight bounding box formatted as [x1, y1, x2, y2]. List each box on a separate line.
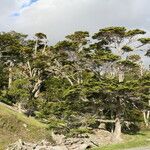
[35, 33, 47, 39]
[68, 127, 92, 137]
[0, 27, 150, 138]
[48, 118, 66, 131]
[54, 40, 75, 51]
[126, 29, 146, 36]
[128, 54, 141, 62]
[0, 63, 7, 88]
[138, 38, 150, 44]
[7, 79, 31, 104]
[122, 46, 133, 52]
[66, 31, 89, 45]
[145, 49, 150, 57]
[0, 31, 27, 62]
[118, 60, 139, 68]
[93, 27, 126, 40]
[93, 50, 120, 62]
[45, 77, 69, 101]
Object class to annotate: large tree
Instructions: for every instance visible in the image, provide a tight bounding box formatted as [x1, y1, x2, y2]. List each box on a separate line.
[0, 27, 149, 141]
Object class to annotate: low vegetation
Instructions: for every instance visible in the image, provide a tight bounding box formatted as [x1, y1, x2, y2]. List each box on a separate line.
[0, 103, 51, 150]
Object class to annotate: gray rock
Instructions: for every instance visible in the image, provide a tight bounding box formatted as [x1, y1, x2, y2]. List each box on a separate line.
[79, 144, 92, 150]
[50, 146, 68, 150]
[7, 129, 112, 150]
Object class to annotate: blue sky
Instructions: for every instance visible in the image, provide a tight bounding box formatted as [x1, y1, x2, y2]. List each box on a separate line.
[21, 0, 39, 8]
[11, 0, 39, 17]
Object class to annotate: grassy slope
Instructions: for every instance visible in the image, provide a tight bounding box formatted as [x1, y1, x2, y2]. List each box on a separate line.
[0, 103, 51, 150]
[1, 103, 150, 150]
[93, 130, 150, 150]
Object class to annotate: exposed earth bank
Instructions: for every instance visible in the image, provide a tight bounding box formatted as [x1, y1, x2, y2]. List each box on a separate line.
[6, 129, 112, 150]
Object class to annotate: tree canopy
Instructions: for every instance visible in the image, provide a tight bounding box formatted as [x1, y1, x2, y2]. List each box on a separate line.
[0, 27, 149, 141]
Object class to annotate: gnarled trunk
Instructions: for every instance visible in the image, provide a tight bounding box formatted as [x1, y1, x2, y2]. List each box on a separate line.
[119, 71, 124, 83]
[112, 98, 122, 142]
[113, 116, 122, 142]
[143, 110, 150, 127]
[32, 79, 43, 98]
[27, 61, 33, 78]
[42, 41, 47, 54]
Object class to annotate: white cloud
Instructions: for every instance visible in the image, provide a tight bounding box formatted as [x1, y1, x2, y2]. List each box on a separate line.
[0, 0, 150, 44]
[0, 0, 149, 66]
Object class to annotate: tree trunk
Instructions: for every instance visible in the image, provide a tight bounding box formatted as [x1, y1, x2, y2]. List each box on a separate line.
[99, 115, 106, 130]
[111, 110, 114, 133]
[34, 87, 41, 98]
[112, 98, 122, 142]
[143, 110, 149, 127]
[65, 75, 74, 86]
[119, 71, 124, 83]
[42, 41, 47, 54]
[34, 39, 38, 56]
[27, 61, 33, 77]
[113, 117, 122, 142]
[32, 79, 43, 98]
[8, 61, 13, 88]
[143, 100, 150, 127]
[139, 61, 143, 76]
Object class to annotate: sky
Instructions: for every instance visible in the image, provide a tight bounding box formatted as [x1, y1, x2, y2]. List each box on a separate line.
[0, 0, 150, 43]
[0, 0, 150, 66]
[0, 0, 149, 66]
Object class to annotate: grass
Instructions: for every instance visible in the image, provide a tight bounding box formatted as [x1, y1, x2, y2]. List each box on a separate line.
[0, 103, 52, 150]
[92, 130, 150, 150]
[1, 103, 150, 150]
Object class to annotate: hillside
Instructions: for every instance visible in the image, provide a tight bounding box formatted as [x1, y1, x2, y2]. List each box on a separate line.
[0, 103, 51, 150]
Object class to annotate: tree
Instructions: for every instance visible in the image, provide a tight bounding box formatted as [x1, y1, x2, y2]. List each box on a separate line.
[7, 79, 31, 112]
[34, 33, 48, 55]
[0, 27, 149, 141]
[139, 72, 150, 127]
[0, 31, 27, 88]
[91, 27, 150, 141]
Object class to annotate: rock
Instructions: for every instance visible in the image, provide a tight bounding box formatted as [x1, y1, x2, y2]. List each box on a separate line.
[7, 129, 112, 150]
[39, 139, 51, 146]
[51, 132, 65, 145]
[79, 144, 92, 150]
[99, 123, 106, 129]
[50, 146, 68, 150]
[7, 139, 95, 150]
[88, 129, 111, 146]
[23, 123, 27, 128]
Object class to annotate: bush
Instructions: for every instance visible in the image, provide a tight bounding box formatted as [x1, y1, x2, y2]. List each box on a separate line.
[122, 122, 140, 134]
[67, 127, 93, 137]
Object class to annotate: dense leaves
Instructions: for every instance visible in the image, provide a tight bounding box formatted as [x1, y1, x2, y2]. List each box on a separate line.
[0, 27, 149, 138]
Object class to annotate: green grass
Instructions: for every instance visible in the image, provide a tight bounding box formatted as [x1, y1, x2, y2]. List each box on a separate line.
[0, 103, 52, 150]
[92, 130, 150, 150]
